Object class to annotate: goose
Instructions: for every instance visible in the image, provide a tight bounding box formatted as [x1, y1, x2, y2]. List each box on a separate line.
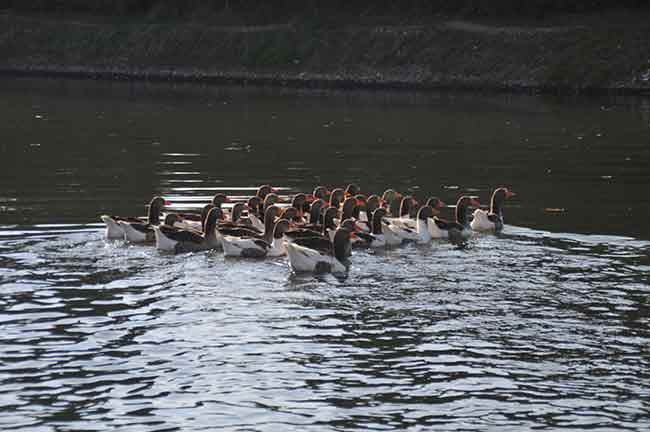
[154, 207, 224, 253]
[344, 183, 360, 197]
[381, 189, 404, 217]
[100, 196, 166, 240]
[356, 195, 380, 231]
[284, 206, 338, 242]
[470, 187, 515, 232]
[170, 203, 214, 232]
[384, 204, 435, 244]
[115, 196, 168, 243]
[432, 196, 481, 244]
[423, 197, 450, 238]
[286, 226, 354, 274]
[304, 198, 326, 226]
[328, 188, 346, 210]
[385, 195, 419, 230]
[312, 185, 331, 203]
[350, 207, 389, 248]
[293, 218, 358, 258]
[249, 192, 282, 231]
[290, 193, 309, 222]
[221, 218, 292, 258]
[168, 193, 228, 231]
[220, 206, 283, 257]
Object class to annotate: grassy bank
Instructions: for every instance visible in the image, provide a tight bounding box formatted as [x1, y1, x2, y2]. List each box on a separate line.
[1, 10, 649, 93]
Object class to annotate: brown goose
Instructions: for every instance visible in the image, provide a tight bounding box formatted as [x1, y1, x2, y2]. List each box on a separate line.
[154, 207, 224, 253]
[101, 196, 167, 240]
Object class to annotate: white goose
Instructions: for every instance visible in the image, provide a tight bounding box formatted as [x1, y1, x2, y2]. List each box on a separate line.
[114, 196, 167, 243]
[384, 205, 435, 244]
[471, 187, 515, 232]
[154, 207, 224, 253]
[100, 196, 166, 240]
[286, 226, 354, 273]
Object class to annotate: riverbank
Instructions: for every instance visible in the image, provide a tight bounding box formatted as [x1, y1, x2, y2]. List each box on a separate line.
[1, 11, 649, 93]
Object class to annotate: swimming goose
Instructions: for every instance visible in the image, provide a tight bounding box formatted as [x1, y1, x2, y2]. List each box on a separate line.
[115, 196, 167, 243]
[470, 187, 515, 232]
[384, 204, 434, 244]
[433, 196, 481, 244]
[328, 188, 345, 210]
[385, 195, 419, 230]
[249, 192, 282, 231]
[293, 219, 358, 259]
[304, 198, 326, 225]
[286, 226, 354, 273]
[100, 196, 166, 240]
[221, 206, 283, 257]
[423, 197, 449, 238]
[344, 183, 360, 197]
[154, 207, 224, 253]
[169, 193, 229, 231]
[381, 189, 403, 217]
[221, 218, 292, 258]
[351, 207, 389, 248]
[356, 195, 380, 231]
[290, 193, 309, 222]
[284, 206, 338, 242]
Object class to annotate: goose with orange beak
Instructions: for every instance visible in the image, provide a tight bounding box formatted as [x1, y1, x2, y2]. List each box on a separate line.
[385, 195, 420, 230]
[471, 187, 515, 232]
[154, 207, 225, 253]
[286, 225, 355, 273]
[114, 196, 169, 243]
[432, 196, 481, 243]
[383, 203, 435, 244]
[170, 193, 229, 231]
[101, 196, 168, 240]
[221, 206, 292, 257]
[248, 192, 283, 231]
[381, 189, 403, 217]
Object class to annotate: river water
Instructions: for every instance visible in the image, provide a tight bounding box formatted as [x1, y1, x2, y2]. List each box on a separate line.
[1, 78, 649, 431]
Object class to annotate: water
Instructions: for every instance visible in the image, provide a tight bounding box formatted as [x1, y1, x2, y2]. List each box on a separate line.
[1, 77, 650, 431]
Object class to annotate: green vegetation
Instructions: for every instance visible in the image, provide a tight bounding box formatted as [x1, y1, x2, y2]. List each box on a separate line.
[1, 0, 649, 20]
[0, 3, 649, 92]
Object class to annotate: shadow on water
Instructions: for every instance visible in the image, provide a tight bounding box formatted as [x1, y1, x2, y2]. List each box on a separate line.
[1, 78, 650, 430]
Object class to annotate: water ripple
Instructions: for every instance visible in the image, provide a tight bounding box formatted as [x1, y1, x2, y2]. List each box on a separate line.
[2, 223, 649, 430]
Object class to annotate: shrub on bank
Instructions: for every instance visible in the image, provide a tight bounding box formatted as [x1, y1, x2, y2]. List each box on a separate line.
[1, 0, 648, 19]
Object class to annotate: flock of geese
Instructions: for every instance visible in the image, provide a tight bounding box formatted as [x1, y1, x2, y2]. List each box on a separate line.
[101, 184, 515, 273]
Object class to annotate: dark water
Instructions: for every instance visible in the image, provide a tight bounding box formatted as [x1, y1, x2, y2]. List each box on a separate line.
[1, 78, 650, 431]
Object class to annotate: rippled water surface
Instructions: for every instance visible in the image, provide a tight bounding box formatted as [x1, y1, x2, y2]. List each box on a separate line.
[1, 78, 650, 431]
